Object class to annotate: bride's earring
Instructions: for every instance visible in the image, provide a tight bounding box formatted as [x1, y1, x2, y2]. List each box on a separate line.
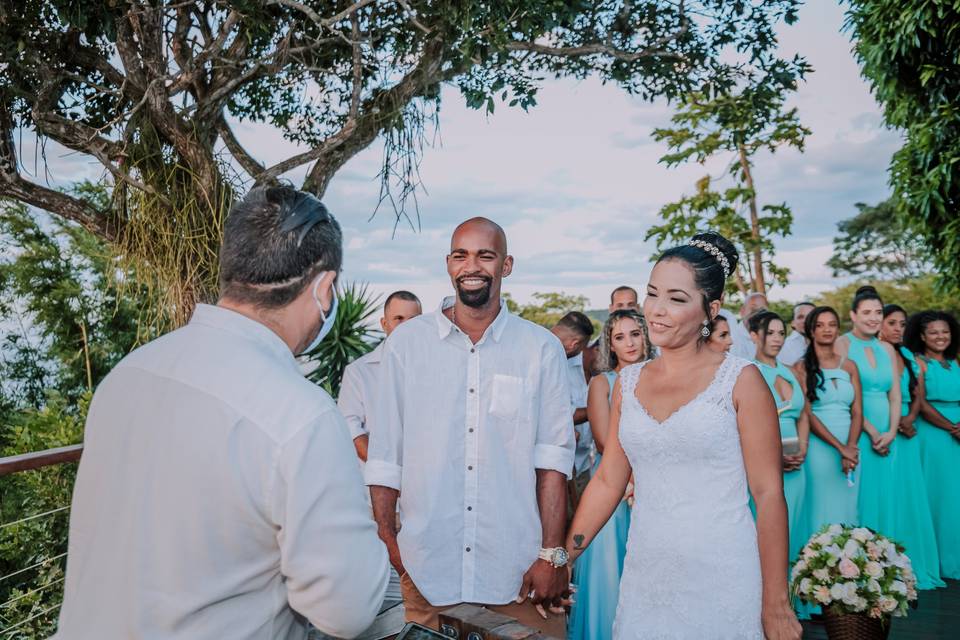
[700, 320, 711, 337]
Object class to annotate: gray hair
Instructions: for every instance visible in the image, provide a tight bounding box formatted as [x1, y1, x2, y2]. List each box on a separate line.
[219, 186, 343, 308]
[596, 310, 653, 373]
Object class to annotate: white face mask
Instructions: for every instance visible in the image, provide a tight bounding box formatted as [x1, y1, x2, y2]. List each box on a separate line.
[301, 276, 338, 355]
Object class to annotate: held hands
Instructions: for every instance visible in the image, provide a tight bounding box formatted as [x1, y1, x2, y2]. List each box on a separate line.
[872, 430, 896, 456]
[782, 453, 804, 472]
[761, 599, 802, 640]
[898, 416, 917, 439]
[516, 559, 571, 619]
[838, 444, 859, 473]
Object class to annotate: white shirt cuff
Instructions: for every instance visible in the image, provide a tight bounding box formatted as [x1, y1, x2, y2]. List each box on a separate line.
[345, 420, 368, 441]
[534, 444, 575, 479]
[364, 459, 402, 489]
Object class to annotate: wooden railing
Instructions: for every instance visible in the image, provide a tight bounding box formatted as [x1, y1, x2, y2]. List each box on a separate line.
[0, 444, 83, 477]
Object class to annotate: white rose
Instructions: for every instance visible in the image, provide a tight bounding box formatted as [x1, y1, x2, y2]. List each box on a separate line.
[841, 582, 861, 606]
[816, 533, 834, 546]
[791, 560, 808, 579]
[867, 579, 882, 593]
[828, 524, 844, 535]
[864, 561, 883, 578]
[851, 527, 874, 542]
[890, 580, 908, 595]
[879, 596, 898, 613]
[829, 583, 846, 601]
[803, 546, 817, 560]
[841, 538, 862, 559]
[854, 596, 869, 612]
[799, 578, 813, 595]
[814, 568, 830, 581]
[824, 544, 843, 566]
[814, 585, 832, 604]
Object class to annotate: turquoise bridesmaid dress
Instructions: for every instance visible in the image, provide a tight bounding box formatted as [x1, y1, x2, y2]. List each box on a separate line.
[755, 360, 808, 560]
[916, 356, 960, 579]
[805, 365, 859, 531]
[845, 333, 898, 538]
[569, 371, 631, 640]
[890, 348, 944, 589]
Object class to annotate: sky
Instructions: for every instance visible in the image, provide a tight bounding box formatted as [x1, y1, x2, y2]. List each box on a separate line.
[15, 1, 902, 312]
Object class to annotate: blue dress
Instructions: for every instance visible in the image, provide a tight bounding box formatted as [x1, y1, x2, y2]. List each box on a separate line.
[845, 333, 898, 538]
[569, 371, 631, 640]
[805, 365, 859, 531]
[916, 356, 960, 579]
[890, 348, 944, 589]
[755, 360, 808, 561]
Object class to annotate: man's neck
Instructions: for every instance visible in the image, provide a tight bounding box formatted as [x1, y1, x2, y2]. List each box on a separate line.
[448, 298, 500, 344]
[218, 299, 297, 353]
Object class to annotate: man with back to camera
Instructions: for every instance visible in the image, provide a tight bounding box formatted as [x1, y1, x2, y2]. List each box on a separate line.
[729, 291, 769, 360]
[778, 302, 815, 366]
[339, 290, 422, 462]
[55, 186, 389, 639]
[365, 217, 575, 636]
[551, 311, 595, 508]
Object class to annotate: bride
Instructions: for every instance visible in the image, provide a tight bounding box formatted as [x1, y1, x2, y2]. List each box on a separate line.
[566, 232, 802, 640]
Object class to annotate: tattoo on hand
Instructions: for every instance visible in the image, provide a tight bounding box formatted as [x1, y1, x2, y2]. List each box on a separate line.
[573, 534, 585, 550]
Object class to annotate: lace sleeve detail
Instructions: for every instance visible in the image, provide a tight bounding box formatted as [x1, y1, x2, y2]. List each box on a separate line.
[618, 361, 647, 404]
[709, 355, 756, 413]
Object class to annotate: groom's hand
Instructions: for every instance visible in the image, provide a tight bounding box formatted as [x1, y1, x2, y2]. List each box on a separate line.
[517, 559, 570, 615]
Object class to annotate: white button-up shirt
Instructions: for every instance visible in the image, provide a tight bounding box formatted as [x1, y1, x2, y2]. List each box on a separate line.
[567, 352, 593, 475]
[338, 343, 384, 440]
[57, 304, 389, 640]
[365, 298, 575, 606]
[778, 330, 807, 367]
[723, 309, 756, 360]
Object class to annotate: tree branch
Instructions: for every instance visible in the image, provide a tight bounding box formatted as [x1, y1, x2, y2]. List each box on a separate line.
[267, 0, 379, 29]
[217, 115, 265, 178]
[0, 100, 116, 242]
[504, 39, 686, 62]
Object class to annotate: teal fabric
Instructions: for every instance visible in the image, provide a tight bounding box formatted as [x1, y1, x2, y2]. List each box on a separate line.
[889, 347, 944, 589]
[917, 356, 960, 579]
[569, 371, 631, 640]
[805, 366, 858, 532]
[845, 333, 898, 538]
[755, 360, 808, 560]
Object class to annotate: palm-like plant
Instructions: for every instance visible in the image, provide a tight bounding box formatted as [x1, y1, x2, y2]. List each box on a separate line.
[303, 282, 381, 397]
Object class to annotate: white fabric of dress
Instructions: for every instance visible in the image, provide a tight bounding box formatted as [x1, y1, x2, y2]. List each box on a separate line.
[613, 354, 764, 639]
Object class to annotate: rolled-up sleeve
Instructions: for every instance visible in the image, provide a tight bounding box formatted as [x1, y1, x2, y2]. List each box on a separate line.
[272, 407, 389, 638]
[364, 340, 404, 490]
[534, 340, 576, 476]
[337, 362, 368, 440]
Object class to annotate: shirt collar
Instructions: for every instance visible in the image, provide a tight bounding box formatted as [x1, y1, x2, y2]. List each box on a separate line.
[568, 351, 584, 367]
[190, 304, 295, 366]
[435, 296, 511, 343]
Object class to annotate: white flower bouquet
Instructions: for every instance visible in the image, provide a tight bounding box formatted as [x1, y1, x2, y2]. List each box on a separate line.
[790, 524, 918, 619]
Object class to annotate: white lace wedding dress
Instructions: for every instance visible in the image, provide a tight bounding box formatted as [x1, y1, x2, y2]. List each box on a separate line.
[612, 354, 764, 639]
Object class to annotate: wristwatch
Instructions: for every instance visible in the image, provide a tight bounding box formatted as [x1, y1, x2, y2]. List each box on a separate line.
[538, 546, 569, 568]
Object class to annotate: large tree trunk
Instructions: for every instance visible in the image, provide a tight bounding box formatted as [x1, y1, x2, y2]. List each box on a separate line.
[737, 143, 766, 295]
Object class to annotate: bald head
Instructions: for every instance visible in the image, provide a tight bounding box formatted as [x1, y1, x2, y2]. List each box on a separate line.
[451, 217, 507, 255]
[447, 217, 513, 309]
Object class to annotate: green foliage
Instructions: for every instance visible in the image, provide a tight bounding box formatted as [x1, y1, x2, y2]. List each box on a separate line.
[844, 1, 960, 291]
[815, 277, 960, 333]
[828, 198, 932, 281]
[304, 283, 381, 398]
[646, 67, 811, 298]
[504, 291, 598, 335]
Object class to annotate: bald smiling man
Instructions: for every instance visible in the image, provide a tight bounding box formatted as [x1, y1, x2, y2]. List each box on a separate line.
[365, 218, 575, 637]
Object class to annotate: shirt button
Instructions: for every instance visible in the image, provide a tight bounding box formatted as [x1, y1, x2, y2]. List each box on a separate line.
[466, 547, 471, 552]
[470, 348, 475, 353]
[468, 465, 473, 470]
[467, 506, 472, 511]
[468, 428, 474, 433]
[469, 388, 475, 393]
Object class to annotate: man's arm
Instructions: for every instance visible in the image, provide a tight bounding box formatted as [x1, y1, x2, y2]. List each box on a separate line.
[370, 486, 404, 575]
[274, 410, 389, 638]
[572, 407, 588, 425]
[337, 363, 369, 461]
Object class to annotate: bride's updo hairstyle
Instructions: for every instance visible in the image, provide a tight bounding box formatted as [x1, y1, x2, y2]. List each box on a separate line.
[656, 231, 739, 338]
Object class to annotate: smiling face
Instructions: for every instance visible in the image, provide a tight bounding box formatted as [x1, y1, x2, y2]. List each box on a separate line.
[446, 218, 513, 309]
[753, 318, 787, 359]
[851, 298, 883, 337]
[643, 259, 720, 349]
[921, 319, 952, 356]
[707, 317, 733, 354]
[610, 316, 646, 365]
[880, 310, 907, 345]
[810, 310, 840, 347]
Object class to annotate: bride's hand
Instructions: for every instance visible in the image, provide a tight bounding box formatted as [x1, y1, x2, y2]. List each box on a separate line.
[761, 600, 802, 640]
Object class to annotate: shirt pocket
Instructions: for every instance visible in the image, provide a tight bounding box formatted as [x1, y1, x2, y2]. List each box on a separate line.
[489, 374, 524, 420]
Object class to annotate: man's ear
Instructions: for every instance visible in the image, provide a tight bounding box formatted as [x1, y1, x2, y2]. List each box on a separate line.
[502, 255, 514, 278]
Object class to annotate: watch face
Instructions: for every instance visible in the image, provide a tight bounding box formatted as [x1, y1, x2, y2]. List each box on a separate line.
[554, 548, 569, 564]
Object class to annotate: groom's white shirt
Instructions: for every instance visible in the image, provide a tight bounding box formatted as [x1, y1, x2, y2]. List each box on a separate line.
[365, 297, 575, 606]
[56, 304, 389, 639]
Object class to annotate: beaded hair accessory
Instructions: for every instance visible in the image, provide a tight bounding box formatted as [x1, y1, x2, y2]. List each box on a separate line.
[688, 239, 731, 279]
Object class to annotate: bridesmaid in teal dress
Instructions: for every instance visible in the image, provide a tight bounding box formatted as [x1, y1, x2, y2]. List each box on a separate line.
[748, 311, 810, 560]
[836, 286, 901, 538]
[905, 310, 960, 579]
[569, 310, 652, 640]
[794, 307, 863, 532]
[880, 305, 944, 589]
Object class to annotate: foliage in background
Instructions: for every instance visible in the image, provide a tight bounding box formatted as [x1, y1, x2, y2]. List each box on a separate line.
[0, 0, 804, 327]
[504, 291, 599, 336]
[828, 198, 933, 281]
[844, 0, 960, 291]
[647, 67, 811, 298]
[304, 283, 381, 398]
[816, 277, 960, 333]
